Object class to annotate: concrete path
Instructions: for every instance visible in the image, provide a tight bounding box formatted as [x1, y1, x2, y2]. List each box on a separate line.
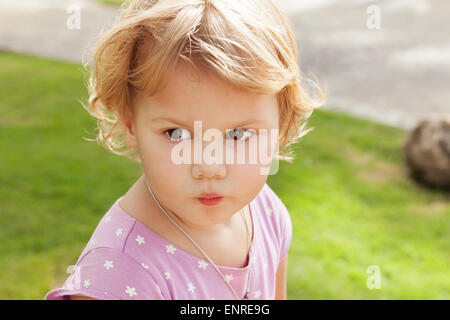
[0, 0, 117, 64]
[281, 0, 450, 129]
[0, 0, 448, 129]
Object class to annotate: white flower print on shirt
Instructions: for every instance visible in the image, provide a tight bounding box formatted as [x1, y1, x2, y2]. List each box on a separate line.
[166, 244, 176, 254]
[103, 260, 114, 270]
[254, 289, 261, 299]
[135, 235, 145, 245]
[187, 282, 196, 293]
[115, 228, 123, 237]
[125, 286, 137, 297]
[141, 263, 149, 269]
[224, 274, 234, 283]
[164, 271, 172, 280]
[83, 279, 90, 288]
[198, 260, 208, 269]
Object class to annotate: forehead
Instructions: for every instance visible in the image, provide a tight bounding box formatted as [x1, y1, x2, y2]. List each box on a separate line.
[136, 62, 278, 123]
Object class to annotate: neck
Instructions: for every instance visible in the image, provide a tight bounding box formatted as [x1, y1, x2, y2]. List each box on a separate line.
[167, 208, 236, 235]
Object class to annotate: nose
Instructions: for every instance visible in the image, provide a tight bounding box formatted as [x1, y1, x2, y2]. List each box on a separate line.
[190, 132, 228, 179]
[191, 162, 226, 179]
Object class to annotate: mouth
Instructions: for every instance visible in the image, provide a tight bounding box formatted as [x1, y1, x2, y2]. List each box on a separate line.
[198, 193, 223, 206]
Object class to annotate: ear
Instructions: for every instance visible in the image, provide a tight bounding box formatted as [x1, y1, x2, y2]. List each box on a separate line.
[122, 116, 138, 149]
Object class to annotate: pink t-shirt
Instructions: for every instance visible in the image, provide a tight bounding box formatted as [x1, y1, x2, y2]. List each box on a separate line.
[44, 182, 292, 300]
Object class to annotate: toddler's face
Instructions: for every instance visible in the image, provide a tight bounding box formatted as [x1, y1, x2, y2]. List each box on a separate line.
[124, 62, 279, 229]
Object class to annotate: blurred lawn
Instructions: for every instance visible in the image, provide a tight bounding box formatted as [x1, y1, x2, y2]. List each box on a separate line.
[98, 0, 126, 6]
[0, 51, 449, 299]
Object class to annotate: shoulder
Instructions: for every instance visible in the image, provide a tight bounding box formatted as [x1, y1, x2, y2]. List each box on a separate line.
[253, 183, 293, 263]
[44, 198, 170, 300]
[78, 198, 137, 256]
[255, 183, 292, 229]
[260, 183, 290, 211]
[44, 246, 168, 300]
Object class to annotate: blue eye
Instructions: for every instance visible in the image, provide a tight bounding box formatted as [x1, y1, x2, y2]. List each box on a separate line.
[226, 128, 256, 141]
[164, 128, 191, 142]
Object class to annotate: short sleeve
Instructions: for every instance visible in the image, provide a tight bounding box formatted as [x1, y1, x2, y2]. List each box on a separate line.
[263, 183, 293, 264]
[44, 247, 167, 300]
[278, 199, 293, 263]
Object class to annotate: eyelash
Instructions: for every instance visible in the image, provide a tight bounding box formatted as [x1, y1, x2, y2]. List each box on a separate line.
[163, 128, 256, 142]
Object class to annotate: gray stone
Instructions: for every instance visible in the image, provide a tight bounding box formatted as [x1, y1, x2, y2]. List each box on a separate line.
[403, 116, 450, 190]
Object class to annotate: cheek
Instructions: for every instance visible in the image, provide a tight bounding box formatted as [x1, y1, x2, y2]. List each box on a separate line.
[232, 163, 266, 182]
[137, 130, 182, 171]
[232, 132, 277, 166]
[230, 137, 269, 186]
[231, 163, 267, 202]
[139, 139, 188, 202]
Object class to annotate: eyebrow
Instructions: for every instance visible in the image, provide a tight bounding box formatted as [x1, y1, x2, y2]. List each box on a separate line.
[151, 117, 266, 128]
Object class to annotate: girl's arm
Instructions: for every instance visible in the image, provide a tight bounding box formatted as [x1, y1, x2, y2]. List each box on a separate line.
[274, 255, 288, 300]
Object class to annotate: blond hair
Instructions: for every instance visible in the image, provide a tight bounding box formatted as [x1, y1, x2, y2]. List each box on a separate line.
[83, 0, 326, 163]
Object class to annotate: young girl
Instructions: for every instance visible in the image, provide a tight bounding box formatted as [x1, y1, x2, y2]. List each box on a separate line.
[45, 0, 324, 300]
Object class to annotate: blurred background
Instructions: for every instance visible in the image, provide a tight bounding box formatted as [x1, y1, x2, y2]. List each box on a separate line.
[0, 0, 449, 299]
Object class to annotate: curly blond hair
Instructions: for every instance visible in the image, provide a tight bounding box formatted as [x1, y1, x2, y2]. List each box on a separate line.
[82, 0, 326, 164]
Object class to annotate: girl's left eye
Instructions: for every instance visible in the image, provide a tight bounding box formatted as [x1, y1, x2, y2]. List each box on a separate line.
[226, 128, 256, 141]
[164, 128, 191, 142]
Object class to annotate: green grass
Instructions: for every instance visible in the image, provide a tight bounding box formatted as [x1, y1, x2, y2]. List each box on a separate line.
[0, 51, 449, 299]
[97, 0, 126, 6]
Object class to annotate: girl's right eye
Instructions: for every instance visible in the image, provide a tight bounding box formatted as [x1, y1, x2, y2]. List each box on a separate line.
[164, 128, 191, 142]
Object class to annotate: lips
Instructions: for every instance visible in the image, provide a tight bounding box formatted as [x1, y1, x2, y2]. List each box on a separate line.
[199, 192, 221, 199]
[198, 193, 223, 206]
